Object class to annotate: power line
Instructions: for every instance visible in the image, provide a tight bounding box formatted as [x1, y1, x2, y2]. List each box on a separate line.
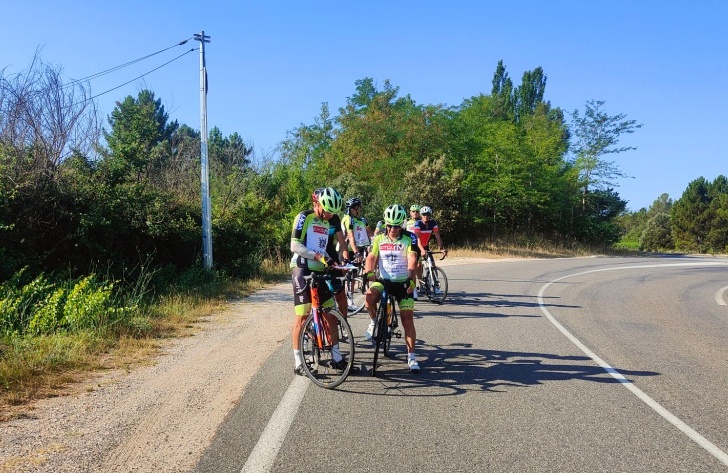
[76, 47, 196, 106]
[67, 37, 194, 86]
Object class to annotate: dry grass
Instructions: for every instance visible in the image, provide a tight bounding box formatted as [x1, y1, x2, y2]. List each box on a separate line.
[449, 237, 627, 259]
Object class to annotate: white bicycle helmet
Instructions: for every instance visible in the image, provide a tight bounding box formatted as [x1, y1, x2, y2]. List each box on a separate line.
[420, 205, 432, 215]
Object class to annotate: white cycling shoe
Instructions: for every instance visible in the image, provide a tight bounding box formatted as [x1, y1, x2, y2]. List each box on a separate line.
[364, 323, 375, 341]
[407, 357, 420, 372]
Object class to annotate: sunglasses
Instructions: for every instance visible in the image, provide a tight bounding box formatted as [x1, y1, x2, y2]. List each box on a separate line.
[386, 224, 401, 230]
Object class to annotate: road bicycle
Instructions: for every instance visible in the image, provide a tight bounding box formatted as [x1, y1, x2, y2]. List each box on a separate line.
[297, 265, 355, 389]
[420, 250, 448, 304]
[371, 279, 403, 376]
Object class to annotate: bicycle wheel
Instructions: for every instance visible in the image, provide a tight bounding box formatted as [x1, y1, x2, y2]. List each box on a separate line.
[371, 299, 388, 376]
[299, 310, 354, 389]
[429, 267, 448, 304]
[346, 273, 367, 315]
[383, 297, 397, 357]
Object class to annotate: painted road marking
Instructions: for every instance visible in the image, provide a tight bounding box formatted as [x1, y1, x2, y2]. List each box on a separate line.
[715, 285, 728, 305]
[538, 262, 728, 467]
[241, 375, 309, 473]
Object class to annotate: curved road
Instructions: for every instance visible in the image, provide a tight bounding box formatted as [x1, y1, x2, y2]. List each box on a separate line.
[194, 256, 728, 472]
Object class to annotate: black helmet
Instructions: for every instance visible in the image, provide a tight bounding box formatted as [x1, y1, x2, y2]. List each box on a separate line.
[345, 197, 362, 214]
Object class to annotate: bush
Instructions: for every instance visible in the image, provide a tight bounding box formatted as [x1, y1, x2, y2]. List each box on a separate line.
[62, 276, 114, 331]
[640, 213, 674, 251]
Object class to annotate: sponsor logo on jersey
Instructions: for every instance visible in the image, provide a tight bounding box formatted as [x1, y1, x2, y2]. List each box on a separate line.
[295, 214, 306, 231]
[313, 225, 327, 235]
[380, 242, 404, 252]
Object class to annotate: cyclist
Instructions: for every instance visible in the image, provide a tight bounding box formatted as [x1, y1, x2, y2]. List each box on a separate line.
[413, 205, 448, 293]
[290, 187, 348, 375]
[405, 204, 426, 299]
[372, 218, 387, 236]
[341, 197, 373, 262]
[363, 204, 421, 372]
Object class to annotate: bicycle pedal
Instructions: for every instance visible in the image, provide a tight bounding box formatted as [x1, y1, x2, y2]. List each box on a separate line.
[394, 330, 402, 338]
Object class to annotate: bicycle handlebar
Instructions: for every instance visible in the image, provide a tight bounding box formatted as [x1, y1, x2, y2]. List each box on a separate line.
[427, 250, 447, 261]
[295, 264, 359, 296]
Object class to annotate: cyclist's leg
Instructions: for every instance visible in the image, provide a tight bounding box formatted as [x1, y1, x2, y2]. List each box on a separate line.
[292, 268, 312, 372]
[400, 310, 420, 372]
[365, 282, 383, 339]
[332, 276, 348, 318]
[318, 283, 339, 347]
[397, 294, 416, 354]
[365, 283, 382, 321]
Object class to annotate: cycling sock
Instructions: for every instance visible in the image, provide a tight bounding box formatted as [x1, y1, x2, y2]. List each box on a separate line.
[408, 352, 416, 360]
[293, 349, 303, 367]
[331, 343, 343, 362]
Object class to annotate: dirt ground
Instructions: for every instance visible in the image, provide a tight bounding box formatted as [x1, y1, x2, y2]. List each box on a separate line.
[0, 257, 487, 472]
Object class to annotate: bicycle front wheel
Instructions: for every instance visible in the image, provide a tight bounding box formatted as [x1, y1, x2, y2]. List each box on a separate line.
[371, 300, 388, 376]
[299, 310, 355, 389]
[383, 297, 397, 357]
[346, 273, 367, 316]
[429, 267, 448, 304]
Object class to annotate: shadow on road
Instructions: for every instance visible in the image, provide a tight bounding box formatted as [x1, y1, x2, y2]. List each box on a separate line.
[341, 342, 658, 397]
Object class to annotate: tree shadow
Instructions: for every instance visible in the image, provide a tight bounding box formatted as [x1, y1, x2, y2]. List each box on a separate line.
[342, 342, 658, 398]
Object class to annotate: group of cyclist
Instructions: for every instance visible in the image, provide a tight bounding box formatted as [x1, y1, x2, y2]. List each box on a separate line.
[289, 187, 447, 375]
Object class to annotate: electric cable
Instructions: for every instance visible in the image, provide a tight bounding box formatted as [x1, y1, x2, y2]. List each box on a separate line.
[67, 37, 194, 86]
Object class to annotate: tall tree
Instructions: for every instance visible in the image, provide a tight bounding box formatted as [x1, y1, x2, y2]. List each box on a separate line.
[569, 100, 642, 208]
[671, 177, 711, 251]
[514, 67, 547, 122]
[103, 90, 179, 184]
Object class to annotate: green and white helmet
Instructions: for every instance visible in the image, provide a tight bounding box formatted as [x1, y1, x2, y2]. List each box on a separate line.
[383, 204, 407, 226]
[314, 187, 343, 213]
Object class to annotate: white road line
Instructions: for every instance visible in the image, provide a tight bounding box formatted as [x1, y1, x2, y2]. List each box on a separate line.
[241, 376, 309, 473]
[715, 285, 728, 305]
[538, 262, 728, 467]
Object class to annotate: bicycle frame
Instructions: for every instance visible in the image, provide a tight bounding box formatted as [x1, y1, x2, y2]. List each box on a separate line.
[421, 250, 448, 304]
[371, 279, 402, 376]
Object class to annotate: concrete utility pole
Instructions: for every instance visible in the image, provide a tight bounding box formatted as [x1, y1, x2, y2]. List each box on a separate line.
[194, 31, 212, 270]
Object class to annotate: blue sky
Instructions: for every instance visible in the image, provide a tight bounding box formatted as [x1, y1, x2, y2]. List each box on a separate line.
[3, 1, 726, 211]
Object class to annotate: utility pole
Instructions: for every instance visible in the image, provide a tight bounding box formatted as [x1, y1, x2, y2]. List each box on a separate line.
[194, 31, 212, 270]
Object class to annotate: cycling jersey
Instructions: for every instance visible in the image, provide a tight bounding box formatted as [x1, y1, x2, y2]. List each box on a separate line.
[290, 210, 329, 271]
[326, 214, 343, 263]
[341, 214, 370, 249]
[405, 217, 419, 233]
[414, 219, 439, 247]
[369, 232, 415, 282]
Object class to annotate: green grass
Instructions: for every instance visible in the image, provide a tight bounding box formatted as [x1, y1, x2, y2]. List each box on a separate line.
[0, 256, 290, 419]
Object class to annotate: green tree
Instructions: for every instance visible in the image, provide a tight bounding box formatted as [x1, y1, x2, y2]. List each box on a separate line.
[640, 212, 673, 251]
[671, 177, 711, 252]
[102, 90, 179, 184]
[647, 193, 672, 218]
[570, 100, 642, 209]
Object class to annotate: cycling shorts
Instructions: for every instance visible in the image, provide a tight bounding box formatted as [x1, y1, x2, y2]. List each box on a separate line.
[369, 280, 415, 311]
[292, 267, 335, 316]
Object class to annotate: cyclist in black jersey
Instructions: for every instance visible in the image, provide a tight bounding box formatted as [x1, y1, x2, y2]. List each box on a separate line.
[290, 187, 348, 375]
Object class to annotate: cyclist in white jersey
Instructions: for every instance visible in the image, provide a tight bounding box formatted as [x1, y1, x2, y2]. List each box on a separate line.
[364, 204, 421, 372]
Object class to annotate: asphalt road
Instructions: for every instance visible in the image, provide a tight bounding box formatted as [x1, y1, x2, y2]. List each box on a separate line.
[194, 256, 728, 473]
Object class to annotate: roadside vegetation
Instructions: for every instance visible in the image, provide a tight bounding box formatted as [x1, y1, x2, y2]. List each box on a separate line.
[1, 53, 724, 416]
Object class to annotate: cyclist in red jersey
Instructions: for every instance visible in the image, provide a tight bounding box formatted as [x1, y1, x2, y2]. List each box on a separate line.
[413, 206, 447, 290]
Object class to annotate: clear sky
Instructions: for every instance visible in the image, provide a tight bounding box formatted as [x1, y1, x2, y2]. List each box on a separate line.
[3, 1, 725, 212]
